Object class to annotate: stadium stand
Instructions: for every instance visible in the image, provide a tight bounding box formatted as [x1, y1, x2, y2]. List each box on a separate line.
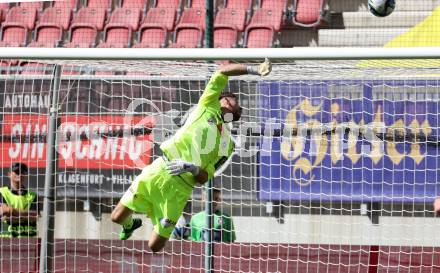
[18, 0, 44, 13]
[178, 7, 205, 27]
[65, 8, 106, 48]
[120, 0, 149, 12]
[215, 6, 246, 31]
[0, 0, 338, 49]
[244, 25, 275, 47]
[134, 26, 168, 47]
[244, 2, 286, 48]
[169, 7, 205, 47]
[248, 8, 283, 32]
[292, 0, 326, 27]
[213, 1, 248, 48]
[213, 26, 238, 48]
[0, 7, 37, 47]
[130, 0, 180, 47]
[4, 6, 37, 30]
[223, 0, 253, 10]
[85, 0, 113, 15]
[259, 0, 288, 10]
[187, 0, 204, 8]
[133, 5, 177, 47]
[0, 22, 29, 47]
[5, 0, 426, 48]
[169, 24, 203, 47]
[29, 7, 72, 47]
[223, 0, 253, 23]
[140, 6, 177, 31]
[53, 0, 79, 11]
[0, 3, 8, 21]
[98, 7, 141, 47]
[155, 0, 181, 9]
[86, 0, 112, 9]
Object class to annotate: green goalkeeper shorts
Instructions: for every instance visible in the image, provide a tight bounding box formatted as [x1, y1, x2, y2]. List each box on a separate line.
[120, 157, 193, 238]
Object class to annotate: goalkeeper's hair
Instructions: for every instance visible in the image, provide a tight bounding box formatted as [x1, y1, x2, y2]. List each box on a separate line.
[219, 92, 237, 101]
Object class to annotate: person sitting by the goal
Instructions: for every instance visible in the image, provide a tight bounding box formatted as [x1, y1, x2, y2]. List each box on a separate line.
[0, 163, 39, 238]
[111, 59, 272, 252]
[190, 188, 236, 243]
[433, 198, 440, 215]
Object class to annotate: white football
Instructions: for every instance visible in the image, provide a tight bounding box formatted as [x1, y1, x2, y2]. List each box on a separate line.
[368, 0, 395, 17]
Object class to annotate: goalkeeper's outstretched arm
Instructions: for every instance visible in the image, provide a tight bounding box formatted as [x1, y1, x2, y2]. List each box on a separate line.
[218, 58, 272, 77]
[164, 59, 272, 185]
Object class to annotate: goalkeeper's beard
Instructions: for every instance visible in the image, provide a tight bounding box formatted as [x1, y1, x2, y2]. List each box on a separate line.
[221, 108, 241, 122]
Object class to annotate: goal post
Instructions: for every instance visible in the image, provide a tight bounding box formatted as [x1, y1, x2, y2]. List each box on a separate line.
[1, 48, 440, 273]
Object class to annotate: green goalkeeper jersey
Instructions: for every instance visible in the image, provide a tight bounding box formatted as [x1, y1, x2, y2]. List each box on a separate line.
[160, 72, 235, 186]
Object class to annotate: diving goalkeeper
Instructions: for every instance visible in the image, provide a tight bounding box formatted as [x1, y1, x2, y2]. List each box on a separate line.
[111, 59, 272, 252]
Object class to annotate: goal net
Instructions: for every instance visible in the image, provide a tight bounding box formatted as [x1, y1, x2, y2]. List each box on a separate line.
[1, 51, 440, 272]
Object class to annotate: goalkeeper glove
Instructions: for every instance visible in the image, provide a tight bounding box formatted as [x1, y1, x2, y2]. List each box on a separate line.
[247, 58, 272, 76]
[166, 159, 200, 176]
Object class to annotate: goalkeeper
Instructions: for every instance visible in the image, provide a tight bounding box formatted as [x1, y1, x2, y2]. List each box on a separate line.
[111, 59, 272, 252]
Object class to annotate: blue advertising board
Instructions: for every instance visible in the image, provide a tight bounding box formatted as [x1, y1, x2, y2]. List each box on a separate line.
[258, 80, 440, 202]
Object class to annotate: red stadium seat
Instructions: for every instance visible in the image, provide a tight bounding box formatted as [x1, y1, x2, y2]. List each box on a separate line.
[120, 0, 148, 11]
[169, 8, 204, 47]
[141, 7, 176, 31]
[215, 8, 246, 31]
[53, 0, 79, 11]
[108, 7, 141, 31]
[86, 0, 112, 10]
[65, 25, 99, 47]
[293, 0, 325, 27]
[19, 1, 44, 12]
[259, 0, 287, 11]
[39, 7, 72, 31]
[244, 25, 274, 48]
[214, 25, 238, 48]
[64, 7, 105, 47]
[29, 24, 64, 47]
[0, 23, 29, 47]
[188, 0, 204, 8]
[28, 7, 72, 47]
[134, 25, 167, 47]
[5, 7, 37, 30]
[0, 3, 9, 21]
[71, 7, 106, 31]
[99, 27, 133, 48]
[178, 8, 205, 29]
[98, 8, 141, 47]
[155, 0, 181, 9]
[169, 24, 203, 48]
[224, 0, 252, 10]
[249, 8, 282, 31]
[0, 6, 33, 46]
